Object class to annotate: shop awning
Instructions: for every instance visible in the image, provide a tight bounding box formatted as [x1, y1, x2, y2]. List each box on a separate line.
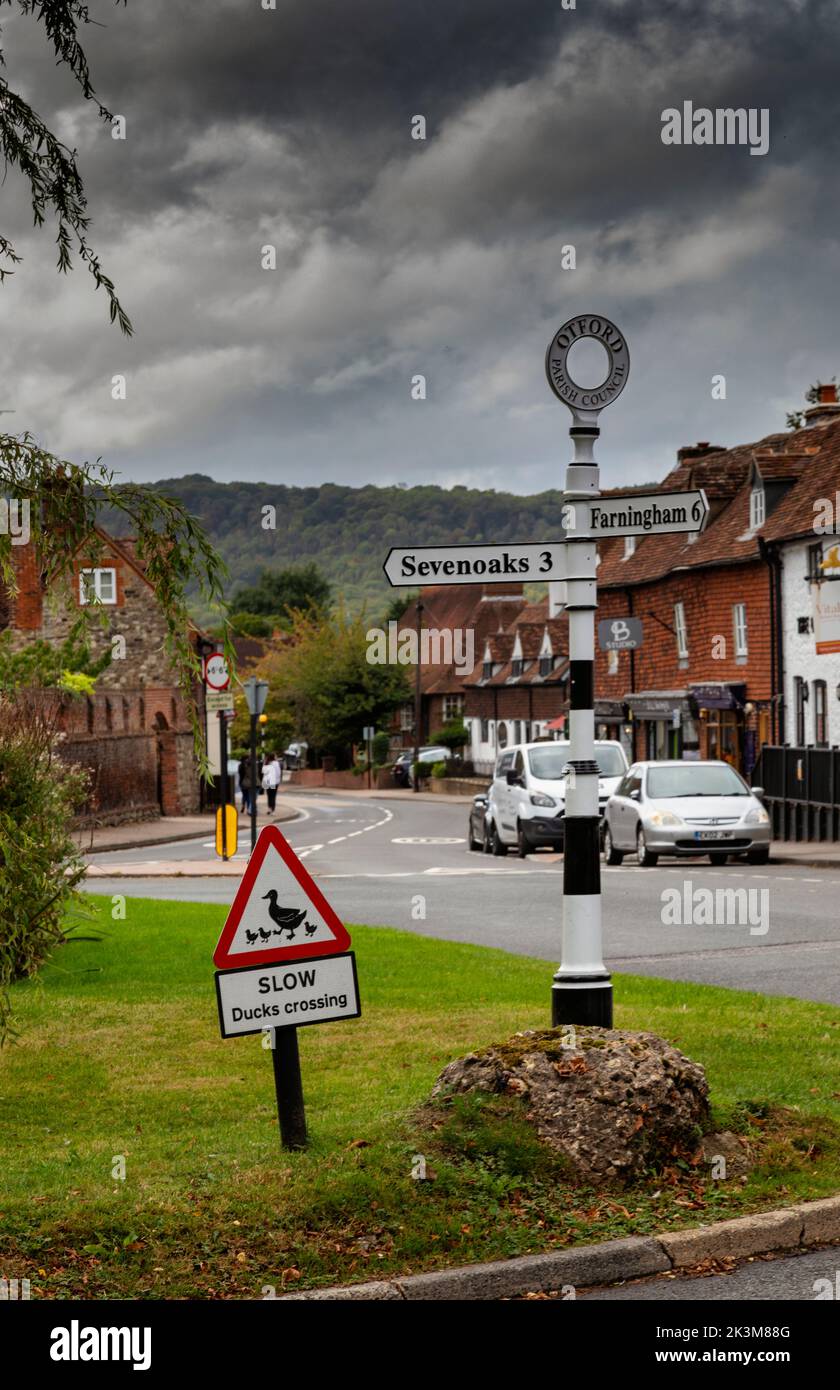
[624, 691, 690, 721]
[546, 715, 566, 731]
[689, 683, 747, 710]
[594, 699, 625, 724]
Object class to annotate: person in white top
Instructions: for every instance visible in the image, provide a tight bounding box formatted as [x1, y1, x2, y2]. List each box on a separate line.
[261, 753, 282, 814]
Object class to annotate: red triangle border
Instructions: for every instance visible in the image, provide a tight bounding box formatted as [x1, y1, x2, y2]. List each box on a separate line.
[213, 824, 352, 968]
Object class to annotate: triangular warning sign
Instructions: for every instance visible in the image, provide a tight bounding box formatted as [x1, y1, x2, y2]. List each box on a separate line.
[213, 824, 352, 968]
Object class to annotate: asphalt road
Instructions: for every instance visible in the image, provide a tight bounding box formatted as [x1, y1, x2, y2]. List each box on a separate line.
[581, 1246, 839, 1301]
[85, 790, 840, 1005]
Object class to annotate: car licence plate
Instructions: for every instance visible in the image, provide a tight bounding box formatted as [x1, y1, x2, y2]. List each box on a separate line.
[693, 830, 734, 840]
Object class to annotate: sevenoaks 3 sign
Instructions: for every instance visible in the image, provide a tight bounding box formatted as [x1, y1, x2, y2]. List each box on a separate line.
[383, 541, 564, 586]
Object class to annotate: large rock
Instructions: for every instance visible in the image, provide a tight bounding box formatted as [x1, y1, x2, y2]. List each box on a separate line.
[432, 1027, 711, 1184]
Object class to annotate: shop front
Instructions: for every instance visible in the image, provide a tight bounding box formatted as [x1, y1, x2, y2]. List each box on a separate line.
[689, 683, 747, 773]
[594, 699, 625, 741]
[624, 691, 695, 762]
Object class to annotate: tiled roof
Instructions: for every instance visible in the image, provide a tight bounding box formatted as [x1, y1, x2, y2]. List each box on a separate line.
[761, 420, 840, 543]
[393, 582, 529, 692]
[597, 418, 840, 586]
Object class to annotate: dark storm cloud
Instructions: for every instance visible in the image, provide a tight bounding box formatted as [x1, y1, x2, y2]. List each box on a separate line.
[2, 0, 839, 490]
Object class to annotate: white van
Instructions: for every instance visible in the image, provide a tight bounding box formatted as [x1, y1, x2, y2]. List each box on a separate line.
[485, 740, 629, 857]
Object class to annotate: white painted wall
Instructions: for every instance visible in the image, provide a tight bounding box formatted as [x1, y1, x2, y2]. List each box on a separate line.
[780, 538, 840, 744]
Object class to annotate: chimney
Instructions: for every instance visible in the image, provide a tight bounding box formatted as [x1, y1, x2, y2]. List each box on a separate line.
[804, 383, 840, 428]
[676, 442, 725, 464]
[9, 541, 44, 631]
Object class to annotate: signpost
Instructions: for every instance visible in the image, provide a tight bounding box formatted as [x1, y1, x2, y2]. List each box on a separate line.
[570, 489, 709, 538]
[598, 617, 643, 651]
[362, 725, 375, 789]
[213, 824, 360, 1150]
[545, 313, 631, 1029]
[383, 542, 565, 587]
[203, 651, 230, 692]
[242, 677, 269, 852]
[204, 653, 235, 858]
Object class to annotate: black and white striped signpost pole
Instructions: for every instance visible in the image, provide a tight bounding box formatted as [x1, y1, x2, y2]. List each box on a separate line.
[545, 315, 630, 1028]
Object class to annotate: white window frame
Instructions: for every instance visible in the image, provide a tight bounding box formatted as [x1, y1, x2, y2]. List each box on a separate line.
[623, 535, 636, 560]
[79, 567, 117, 606]
[442, 693, 464, 722]
[674, 601, 688, 660]
[733, 602, 748, 657]
[749, 487, 765, 531]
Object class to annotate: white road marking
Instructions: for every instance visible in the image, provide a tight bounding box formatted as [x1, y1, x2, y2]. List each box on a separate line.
[392, 836, 465, 845]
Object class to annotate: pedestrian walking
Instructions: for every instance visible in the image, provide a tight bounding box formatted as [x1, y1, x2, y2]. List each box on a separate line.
[262, 751, 282, 815]
[238, 755, 252, 815]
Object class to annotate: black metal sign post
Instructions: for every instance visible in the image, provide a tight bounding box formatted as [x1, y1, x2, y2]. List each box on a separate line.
[219, 709, 229, 861]
[544, 314, 631, 1028]
[271, 1026, 308, 1150]
[249, 708, 258, 854]
[242, 677, 269, 852]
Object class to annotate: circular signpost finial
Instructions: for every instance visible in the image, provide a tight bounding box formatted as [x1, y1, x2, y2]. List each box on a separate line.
[545, 314, 630, 426]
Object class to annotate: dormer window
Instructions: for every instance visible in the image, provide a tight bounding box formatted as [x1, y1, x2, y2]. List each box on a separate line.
[749, 486, 765, 531]
[539, 655, 553, 677]
[511, 659, 523, 678]
[623, 535, 636, 559]
[482, 660, 493, 679]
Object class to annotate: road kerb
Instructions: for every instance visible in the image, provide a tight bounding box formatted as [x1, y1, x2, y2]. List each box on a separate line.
[278, 1196, 840, 1300]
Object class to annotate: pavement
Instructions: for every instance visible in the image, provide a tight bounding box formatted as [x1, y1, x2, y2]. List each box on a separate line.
[74, 800, 298, 855]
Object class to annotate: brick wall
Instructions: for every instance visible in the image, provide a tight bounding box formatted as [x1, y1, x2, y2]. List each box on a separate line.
[60, 732, 160, 823]
[465, 683, 566, 723]
[595, 561, 771, 701]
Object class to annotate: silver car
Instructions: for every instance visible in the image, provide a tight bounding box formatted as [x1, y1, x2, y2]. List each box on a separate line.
[603, 760, 771, 867]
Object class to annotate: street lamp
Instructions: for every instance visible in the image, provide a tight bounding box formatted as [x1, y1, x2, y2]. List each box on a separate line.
[545, 314, 630, 1028]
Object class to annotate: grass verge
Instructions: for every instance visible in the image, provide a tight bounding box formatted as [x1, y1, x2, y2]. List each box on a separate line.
[0, 894, 838, 1298]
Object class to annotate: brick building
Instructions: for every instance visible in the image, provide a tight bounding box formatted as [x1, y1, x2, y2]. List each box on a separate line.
[2, 529, 203, 821]
[463, 602, 569, 773]
[591, 422, 840, 775]
[391, 583, 528, 750]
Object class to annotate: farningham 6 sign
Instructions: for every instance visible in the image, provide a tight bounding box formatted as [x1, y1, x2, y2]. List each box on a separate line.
[583, 489, 709, 537]
[545, 314, 630, 414]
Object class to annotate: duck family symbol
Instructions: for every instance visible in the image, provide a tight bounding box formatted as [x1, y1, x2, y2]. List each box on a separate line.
[213, 823, 352, 968]
[262, 896, 308, 937]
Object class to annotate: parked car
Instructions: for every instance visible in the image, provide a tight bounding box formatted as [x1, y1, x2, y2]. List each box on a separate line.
[602, 759, 771, 867]
[392, 745, 452, 787]
[485, 740, 629, 857]
[467, 791, 490, 851]
[284, 741, 308, 770]
[408, 745, 452, 786]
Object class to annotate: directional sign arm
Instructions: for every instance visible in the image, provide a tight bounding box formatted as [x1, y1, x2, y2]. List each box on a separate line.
[585, 489, 710, 538]
[383, 542, 565, 587]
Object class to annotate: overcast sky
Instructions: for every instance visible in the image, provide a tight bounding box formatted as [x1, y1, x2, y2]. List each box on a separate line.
[1, 0, 837, 493]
